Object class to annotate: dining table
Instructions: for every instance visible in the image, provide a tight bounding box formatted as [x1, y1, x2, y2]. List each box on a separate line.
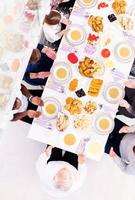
[28, 0, 135, 161]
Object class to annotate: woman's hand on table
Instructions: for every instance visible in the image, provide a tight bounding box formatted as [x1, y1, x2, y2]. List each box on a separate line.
[30, 96, 44, 106]
[124, 80, 135, 89]
[41, 47, 56, 60]
[27, 110, 41, 118]
[119, 126, 132, 134]
[78, 154, 86, 164]
[37, 72, 51, 79]
[119, 99, 130, 109]
[109, 147, 117, 158]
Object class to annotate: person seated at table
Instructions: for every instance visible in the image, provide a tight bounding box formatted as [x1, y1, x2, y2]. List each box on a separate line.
[56, 0, 76, 17]
[23, 44, 56, 86]
[11, 84, 43, 124]
[43, 10, 71, 49]
[36, 146, 87, 197]
[118, 79, 135, 118]
[105, 118, 135, 175]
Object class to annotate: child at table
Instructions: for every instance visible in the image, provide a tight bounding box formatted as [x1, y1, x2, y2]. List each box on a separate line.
[43, 10, 71, 49]
[23, 43, 56, 86]
[51, 0, 76, 18]
[11, 84, 43, 124]
[36, 146, 87, 197]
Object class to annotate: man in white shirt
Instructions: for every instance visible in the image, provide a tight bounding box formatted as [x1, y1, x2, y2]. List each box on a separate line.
[36, 146, 87, 197]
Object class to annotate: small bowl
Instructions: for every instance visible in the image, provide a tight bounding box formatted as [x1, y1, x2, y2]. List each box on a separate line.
[103, 82, 125, 104]
[93, 113, 115, 135]
[65, 24, 87, 46]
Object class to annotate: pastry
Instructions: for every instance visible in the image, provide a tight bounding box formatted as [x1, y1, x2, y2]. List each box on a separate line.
[74, 115, 90, 130]
[112, 0, 127, 15]
[84, 101, 97, 114]
[56, 113, 69, 132]
[88, 79, 103, 97]
[69, 79, 78, 91]
[88, 15, 104, 33]
[64, 97, 83, 115]
[78, 57, 103, 78]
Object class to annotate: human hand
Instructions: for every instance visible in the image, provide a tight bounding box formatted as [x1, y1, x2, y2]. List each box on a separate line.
[41, 47, 56, 60]
[61, 18, 71, 25]
[30, 96, 44, 106]
[62, 28, 70, 35]
[124, 80, 135, 89]
[37, 72, 50, 79]
[109, 147, 117, 158]
[119, 99, 130, 109]
[45, 145, 53, 157]
[78, 154, 86, 164]
[119, 126, 132, 134]
[27, 110, 41, 118]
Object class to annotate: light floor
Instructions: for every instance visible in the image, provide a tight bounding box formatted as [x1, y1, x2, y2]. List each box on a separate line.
[0, 120, 135, 200]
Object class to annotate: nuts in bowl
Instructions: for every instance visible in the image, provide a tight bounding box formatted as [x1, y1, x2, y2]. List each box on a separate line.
[84, 100, 97, 114]
[74, 114, 91, 130]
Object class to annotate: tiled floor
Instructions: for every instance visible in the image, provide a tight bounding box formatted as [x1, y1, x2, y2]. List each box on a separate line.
[0, 121, 135, 200]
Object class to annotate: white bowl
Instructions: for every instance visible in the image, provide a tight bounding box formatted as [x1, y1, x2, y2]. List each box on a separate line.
[77, 0, 98, 8]
[103, 82, 125, 104]
[65, 24, 86, 46]
[94, 113, 115, 135]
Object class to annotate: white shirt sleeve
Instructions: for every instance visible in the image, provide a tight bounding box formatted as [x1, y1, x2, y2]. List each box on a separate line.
[43, 24, 62, 43]
[35, 153, 50, 183]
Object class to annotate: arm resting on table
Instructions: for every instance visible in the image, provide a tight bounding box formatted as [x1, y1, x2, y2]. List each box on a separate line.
[11, 111, 28, 121]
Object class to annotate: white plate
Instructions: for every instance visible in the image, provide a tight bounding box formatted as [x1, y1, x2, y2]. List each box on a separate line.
[104, 82, 125, 104]
[65, 24, 86, 46]
[42, 97, 61, 119]
[85, 140, 104, 159]
[94, 113, 114, 135]
[114, 41, 134, 63]
[77, 0, 98, 8]
[117, 14, 135, 36]
[127, 4, 135, 17]
[51, 62, 72, 84]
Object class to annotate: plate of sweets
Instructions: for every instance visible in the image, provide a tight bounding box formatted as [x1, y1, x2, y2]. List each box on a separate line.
[118, 14, 135, 35]
[78, 57, 105, 78]
[65, 24, 86, 46]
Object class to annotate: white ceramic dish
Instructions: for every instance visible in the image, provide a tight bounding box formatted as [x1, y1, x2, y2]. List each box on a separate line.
[94, 113, 115, 135]
[85, 140, 103, 159]
[104, 82, 125, 104]
[77, 0, 98, 9]
[51, 62, 72, 84]
[65, 24, 86, 46]
[114, 41, 134, 63]
[42, 97, 61, 119]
